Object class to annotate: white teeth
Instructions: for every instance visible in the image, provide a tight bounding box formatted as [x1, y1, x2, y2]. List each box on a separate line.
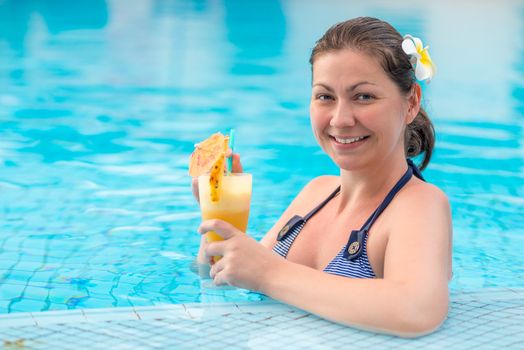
[334, 136, 366, 144]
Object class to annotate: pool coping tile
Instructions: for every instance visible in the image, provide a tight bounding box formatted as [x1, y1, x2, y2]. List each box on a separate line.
[181, 302, 243, 319]
[450, 287, 524, 302]
[31, 309, 87, 326]
[0, 286, 521, 350]
[81, 307, 140, 323]
[0, 312, 38, 328]
[132, 304, 189, 321]
[233, 300, 298, 313]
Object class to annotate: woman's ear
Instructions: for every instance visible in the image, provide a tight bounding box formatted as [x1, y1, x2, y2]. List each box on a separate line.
[406, 84, 422, 124]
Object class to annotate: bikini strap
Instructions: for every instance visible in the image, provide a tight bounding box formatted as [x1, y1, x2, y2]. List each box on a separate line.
[304, 186, 341, 221]
[344, 160, 424, 260]
[360, 164, 414, 232]
[278, 160, 423, 244]
[407, 158, 425, 181]
[277, 185, 340, 241]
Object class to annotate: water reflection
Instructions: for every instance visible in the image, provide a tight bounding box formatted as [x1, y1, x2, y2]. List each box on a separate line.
[152, 0, 209, 16]
[224, 0, 286, 74]
[511, 5, 524, 120]
[0, 0, 108, 53]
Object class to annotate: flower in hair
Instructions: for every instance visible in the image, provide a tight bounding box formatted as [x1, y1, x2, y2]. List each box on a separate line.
[401, 34, 436, 82]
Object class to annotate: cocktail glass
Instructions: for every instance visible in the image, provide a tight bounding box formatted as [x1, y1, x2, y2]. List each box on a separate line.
[198, 173, 252, 264]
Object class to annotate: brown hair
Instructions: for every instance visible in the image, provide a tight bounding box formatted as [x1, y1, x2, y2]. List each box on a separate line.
[309, 17, 435, 170]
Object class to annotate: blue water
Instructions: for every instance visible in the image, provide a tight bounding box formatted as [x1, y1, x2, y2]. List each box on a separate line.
[0, 0, 523, 313]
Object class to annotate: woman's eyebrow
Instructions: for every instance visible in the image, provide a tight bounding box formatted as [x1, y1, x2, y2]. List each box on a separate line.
[312, 83, 334, 91]
[312, 81, 376, 91]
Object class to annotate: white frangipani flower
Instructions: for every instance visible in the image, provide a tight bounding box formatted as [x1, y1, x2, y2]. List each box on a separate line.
[402, 34, 436, 82]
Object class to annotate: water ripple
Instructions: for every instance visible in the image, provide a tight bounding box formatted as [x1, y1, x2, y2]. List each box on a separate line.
[85, 207, 143, 216]
[438, 141, 523, 160]
[95, 186, 185, 197]
[154, 212, 201, 223]
[108, 226, 163, 234]
[0, 181, 22, 189]
[431, 164, 523, 179]
[438, 124, 516, 141]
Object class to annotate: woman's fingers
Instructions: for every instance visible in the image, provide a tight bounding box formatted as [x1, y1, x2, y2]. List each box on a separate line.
[211, 263, 230, 286]
[191, 177, 200, 204]
[232, 153, 243, 173]
[209, 257, 225, 279]
[225, 150, 243, 173]
[198, 219, 240, 240]
[196, 235, 209, 265]
[205, 240, 227, 258]
[208, 252, 229, 286]
[212, 272, 229, 286]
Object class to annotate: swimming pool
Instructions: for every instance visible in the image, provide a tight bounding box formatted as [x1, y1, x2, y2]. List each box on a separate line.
[0, 0, 523, 318]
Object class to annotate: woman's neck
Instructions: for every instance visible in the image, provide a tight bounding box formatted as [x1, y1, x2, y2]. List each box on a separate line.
[336, 153, 409, 214]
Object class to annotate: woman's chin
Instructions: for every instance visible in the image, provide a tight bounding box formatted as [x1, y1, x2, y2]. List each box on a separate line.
[332, 157, 370, 172]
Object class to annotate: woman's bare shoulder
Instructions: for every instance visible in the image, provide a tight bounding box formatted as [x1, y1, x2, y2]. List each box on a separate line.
[402, 179, 450, 208]
[383, 178, 453, 282]
[387, 178, 452, 236]
[302, 175, 340, 192]
[259, 175, 339, 248]
[294, 175, 340, 206]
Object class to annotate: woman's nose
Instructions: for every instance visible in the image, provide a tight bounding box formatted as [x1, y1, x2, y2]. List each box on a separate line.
[329, 100, 357, 128]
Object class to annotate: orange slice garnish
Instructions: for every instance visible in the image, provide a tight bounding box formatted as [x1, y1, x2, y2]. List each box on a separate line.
[209, 152, 225, 202]
[189, 133, 229, 177]
[189, 133, 229, 202]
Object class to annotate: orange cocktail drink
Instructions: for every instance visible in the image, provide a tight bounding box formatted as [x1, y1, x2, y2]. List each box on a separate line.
[198, 173, 252, 260]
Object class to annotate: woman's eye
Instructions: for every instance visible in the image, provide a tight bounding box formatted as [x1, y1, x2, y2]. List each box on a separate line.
[356, 94, 374, 101]
[317, 94, 333, 101]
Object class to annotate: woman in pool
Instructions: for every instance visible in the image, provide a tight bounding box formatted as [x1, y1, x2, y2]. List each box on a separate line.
[194, 17, 452, 337]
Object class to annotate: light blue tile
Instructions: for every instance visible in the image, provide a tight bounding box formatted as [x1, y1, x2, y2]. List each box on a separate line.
[0, 313, 37, 328]
[8, 298, 46, 313]
[235, 301, 291, 313]
[22, 285, 52, 300]
[0, 291, 521, 349]
[30, 309, 87, 326]
[184, 303, 242, 319]
[0, 283, 26, 299]
[82, 307, 139, 323]
[133, 304, 188, 321]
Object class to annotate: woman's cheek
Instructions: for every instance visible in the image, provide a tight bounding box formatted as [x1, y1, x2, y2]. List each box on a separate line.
[309, 119, 323, 146]
[310, 113, 329, 148]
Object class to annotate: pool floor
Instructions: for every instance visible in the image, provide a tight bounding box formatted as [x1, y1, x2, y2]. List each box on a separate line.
[0, 288, 523, 349]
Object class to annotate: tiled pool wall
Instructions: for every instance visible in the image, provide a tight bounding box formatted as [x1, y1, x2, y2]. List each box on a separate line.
[0, 288, 523, 349]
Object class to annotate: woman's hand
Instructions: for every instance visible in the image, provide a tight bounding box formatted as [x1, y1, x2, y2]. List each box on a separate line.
[198, 219, 283, 291]
[191, 150, 243, 204]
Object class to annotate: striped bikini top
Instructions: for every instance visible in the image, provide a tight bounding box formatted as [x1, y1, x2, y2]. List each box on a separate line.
[273, 159, 424, 279]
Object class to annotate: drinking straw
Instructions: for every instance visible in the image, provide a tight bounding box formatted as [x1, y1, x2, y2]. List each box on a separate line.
[226, 128, 235, 174]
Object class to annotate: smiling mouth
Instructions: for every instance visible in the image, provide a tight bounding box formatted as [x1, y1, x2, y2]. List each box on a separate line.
[331, 135, 370, 144]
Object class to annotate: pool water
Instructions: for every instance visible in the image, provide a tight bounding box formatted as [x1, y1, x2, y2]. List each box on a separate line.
[0, 0, 523, 313]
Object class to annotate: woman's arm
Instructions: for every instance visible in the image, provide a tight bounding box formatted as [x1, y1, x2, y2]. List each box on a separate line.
[260, 184, 452, 337]
[200, 184, 452, 337]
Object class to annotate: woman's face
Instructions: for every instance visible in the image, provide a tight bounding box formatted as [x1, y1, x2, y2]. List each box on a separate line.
[310, 48, 418, 171]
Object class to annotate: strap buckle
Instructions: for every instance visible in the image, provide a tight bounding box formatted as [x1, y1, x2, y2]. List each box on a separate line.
[343, 229, 367, 261]
[277, 215, 305, 241]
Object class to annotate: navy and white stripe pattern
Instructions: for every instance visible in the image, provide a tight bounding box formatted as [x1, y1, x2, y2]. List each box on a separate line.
[272, 224, 375, 279]
[324, 233, 375, 278]
[272, 221, 305, 258]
